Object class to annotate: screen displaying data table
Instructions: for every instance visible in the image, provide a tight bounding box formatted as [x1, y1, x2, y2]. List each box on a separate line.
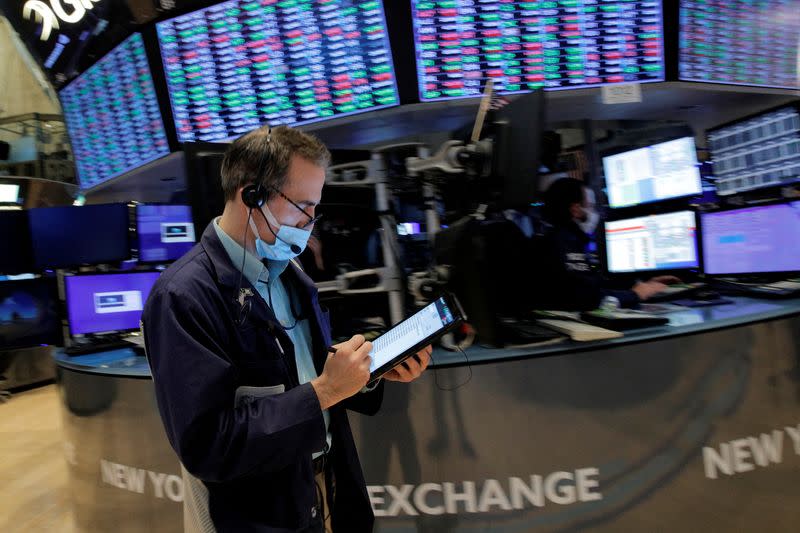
[412, 0, 665, 101]
[59, 33, 170, 190]
[679, 0, 800, 89]
[157, 0, 399, 142]
[605, 211, 699, 273]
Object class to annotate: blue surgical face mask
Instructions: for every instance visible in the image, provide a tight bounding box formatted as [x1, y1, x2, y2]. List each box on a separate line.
[249, 204, 311, 262]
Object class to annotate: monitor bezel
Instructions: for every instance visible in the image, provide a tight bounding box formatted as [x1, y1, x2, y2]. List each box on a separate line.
[61, 269, 162, 339]
[600, 208, 701, 276]
[697, 198, 800, 279]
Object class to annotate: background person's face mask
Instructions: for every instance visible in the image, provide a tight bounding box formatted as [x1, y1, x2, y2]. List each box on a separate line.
[578, 207, 600, 235]
[249, 204, 311, 262]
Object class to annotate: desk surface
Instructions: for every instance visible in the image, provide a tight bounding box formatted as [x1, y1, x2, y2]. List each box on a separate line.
[54, 296, 800, 378]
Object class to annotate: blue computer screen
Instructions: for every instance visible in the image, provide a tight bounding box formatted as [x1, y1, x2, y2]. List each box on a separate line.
[136, 205, 195, 263]
[679, 0, 800, 90]
[412, 0, 665, 101]
[0, 277, 61, 349]
[156, 0, 399, 143]
[603, 137, 703, 208]
[701, 201, 800, 275]
[64, 272, 160, 336]
[28, 204, 130, 269]
[605, 210, 699, 273]
[58, 33, 170, 190]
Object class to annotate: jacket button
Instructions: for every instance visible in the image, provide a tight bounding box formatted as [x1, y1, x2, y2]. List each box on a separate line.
[311, 507, 317, 518]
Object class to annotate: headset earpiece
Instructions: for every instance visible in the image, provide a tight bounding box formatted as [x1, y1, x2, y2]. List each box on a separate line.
[241, 183, 266, 209]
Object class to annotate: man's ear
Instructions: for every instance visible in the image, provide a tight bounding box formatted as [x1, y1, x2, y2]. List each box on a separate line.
[569, 202, 583, 220]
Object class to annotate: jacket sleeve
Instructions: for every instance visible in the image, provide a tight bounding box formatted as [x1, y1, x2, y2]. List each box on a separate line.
[532, 234, 604, 311]
[143, 284, 327, 483]
[341, 379, 384, 416]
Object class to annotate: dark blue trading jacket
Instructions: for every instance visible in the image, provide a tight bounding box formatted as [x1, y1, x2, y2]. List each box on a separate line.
[142, 222, 383, 532]
[533, 221, 640, 310]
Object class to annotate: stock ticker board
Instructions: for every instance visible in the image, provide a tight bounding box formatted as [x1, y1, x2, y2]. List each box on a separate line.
[157, 0, 400, 143]
[59, 33, 170, 190]
[679, 0, 800, 89]
[412, 0, 665, 101]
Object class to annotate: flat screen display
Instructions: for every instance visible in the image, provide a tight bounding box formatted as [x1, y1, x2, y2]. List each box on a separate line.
[604, 210, 699, 273]
[64, 272, 161, 336]
[411, 0, 665, 101]
[679, 0, 800, 89]
[0, 277, 61, 349]
[157, 0, 399, 143]
[700, 201, 800, 275]
[28, 204, 130, 269]
[707, 106, 800, 196]
[0, 210, 34, 275]
[0, 184, 20, 203]
[58, 33, 170, 190]
[603, 136, 702, 208]
[136, 205, 196, 262]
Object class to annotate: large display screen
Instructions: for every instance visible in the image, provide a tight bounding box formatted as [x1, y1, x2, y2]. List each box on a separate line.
[603, 137, 702, 208]
[58, 33, 170, 190]
[136, 204, 196, 263]
[679, 0, 800, 89]
[0, 210, 34, 275]
[0, 277, 61, 349]
[411, 0, 665, 101]
[604, 210, 698, 273]
[157, 0, 399, 143]
[28, 204, 130, 269]
[707, 106, 800, 196]
[64, 272, 161, 336]
[700, 201, 800, 275]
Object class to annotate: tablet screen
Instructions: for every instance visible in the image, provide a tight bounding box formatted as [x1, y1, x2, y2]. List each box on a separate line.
[370, 296, 456, 372]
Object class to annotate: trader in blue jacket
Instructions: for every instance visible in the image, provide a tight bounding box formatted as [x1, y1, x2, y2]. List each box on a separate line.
[142, 125, 431, 532]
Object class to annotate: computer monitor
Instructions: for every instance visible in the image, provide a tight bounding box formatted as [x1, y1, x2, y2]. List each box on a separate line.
[707, 104, 800, 196]
[411, 0, 665, 101]
[63, 271, 161, 337]
[700, 201, 800, 276]
[603, 137, 703, 208]
[0, 210, 34, 275]
[0, 276, 61, 349]
[58, 33, 170, 190]
[679, 0, 799, 90]
[492, 89, 545, 208]
[135, 205, 195, 263]
[0, 184, 20, 203]
[28, 204, 130, 269]
[156, 0, 399, 143]
[604, 210, 699, 274]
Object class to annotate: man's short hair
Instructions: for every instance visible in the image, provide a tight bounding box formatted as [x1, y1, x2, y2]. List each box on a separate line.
[220, 125, 331, 202]
[542, 177, 586, 225]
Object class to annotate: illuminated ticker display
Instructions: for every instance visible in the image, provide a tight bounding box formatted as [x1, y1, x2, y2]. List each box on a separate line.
[680, 0, 800, 89]
[157, 0, 400, 143]
[59, 33, 170, 190]
[412, 0, 665, 101]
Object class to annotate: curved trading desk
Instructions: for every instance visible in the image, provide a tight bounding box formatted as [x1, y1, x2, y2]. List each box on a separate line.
[56, 297, 800, 532]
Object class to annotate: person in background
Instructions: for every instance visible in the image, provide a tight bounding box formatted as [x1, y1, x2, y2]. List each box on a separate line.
[143, 125, 431, 532]
[533, 177, 679, 310]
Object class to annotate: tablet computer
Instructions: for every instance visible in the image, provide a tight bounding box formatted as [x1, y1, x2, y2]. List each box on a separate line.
[368, 293, 465, 385]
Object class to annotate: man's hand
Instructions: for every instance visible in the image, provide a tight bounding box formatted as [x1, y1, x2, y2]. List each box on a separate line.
[311, 335, 372, 410]
[632, 280, 668, 301]
[649, 275, 682, 285]
[383, 345, 432, 383]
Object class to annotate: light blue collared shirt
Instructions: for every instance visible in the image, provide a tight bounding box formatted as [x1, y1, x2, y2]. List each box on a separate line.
[214, 218, 331, 458]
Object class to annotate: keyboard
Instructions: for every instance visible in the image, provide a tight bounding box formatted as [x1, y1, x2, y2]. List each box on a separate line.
[64, 340, 139, 356]
[712, 279, 800, 299]
[648, 282, 706, 302]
